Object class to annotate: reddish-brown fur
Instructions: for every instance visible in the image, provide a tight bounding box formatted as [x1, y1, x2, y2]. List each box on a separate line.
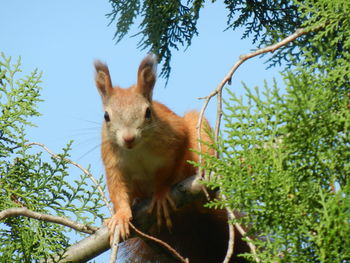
[95, 55, 249, 262]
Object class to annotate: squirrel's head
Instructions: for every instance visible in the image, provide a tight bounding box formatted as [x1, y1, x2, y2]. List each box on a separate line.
[94, 54, 157, 150]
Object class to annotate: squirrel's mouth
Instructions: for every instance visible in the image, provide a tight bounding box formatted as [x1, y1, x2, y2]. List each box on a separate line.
[122, 140, 136, 150]
[125, 144, 134, 149]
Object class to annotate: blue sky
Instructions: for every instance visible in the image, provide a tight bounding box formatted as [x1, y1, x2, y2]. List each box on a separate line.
[1, 1, 283, 261]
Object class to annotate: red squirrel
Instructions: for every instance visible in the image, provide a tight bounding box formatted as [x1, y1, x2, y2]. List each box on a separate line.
[94, 55, 249, 262]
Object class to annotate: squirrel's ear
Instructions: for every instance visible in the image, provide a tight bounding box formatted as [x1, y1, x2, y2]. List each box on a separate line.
[136, 54, 157, 101]
[94, 60, 113, 103]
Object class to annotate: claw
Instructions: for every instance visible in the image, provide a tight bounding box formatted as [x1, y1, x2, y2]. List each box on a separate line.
[104, 208, 132, 244]
[162, 200, 172, 229]
[148, 192, 176, 230]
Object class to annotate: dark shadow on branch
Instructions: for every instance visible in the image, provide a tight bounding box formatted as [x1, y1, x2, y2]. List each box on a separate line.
[45, 175, 249, 263]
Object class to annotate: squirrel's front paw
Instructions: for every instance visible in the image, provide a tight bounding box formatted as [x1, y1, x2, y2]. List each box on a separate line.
[104, 208, 132, 243]
[148, 192, 176, 230]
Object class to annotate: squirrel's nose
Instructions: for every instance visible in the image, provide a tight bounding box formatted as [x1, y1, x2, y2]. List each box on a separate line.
[123, 135, 135, 146]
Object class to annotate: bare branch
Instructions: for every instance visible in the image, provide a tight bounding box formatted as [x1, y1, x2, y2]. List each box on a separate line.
[24, 143, 195, 262]
[41, 227, 111, 263]
[223, 208, 235, 263]
[24, 142, 123, 261]
[199, 28, 308, 133]
[0, 207, 98, 234]
[44, 175, 207, 262]
[196, 28, 309, 263]
[130, 223, 189, 263]
[198, 28, 307, 146]
[109, 226, 121, 263]
[215, 88, 223, 148]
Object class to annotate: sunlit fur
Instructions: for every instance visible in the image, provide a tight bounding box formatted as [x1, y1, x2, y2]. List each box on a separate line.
[94, 55, 229, 262]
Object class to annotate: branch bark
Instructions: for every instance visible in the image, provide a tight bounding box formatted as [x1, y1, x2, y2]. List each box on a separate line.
[0, 207, 98, 234]
[28, 175, 205, 263]
[25, 142, 123, 261]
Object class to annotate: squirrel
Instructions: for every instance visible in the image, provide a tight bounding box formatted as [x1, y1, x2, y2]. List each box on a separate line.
[94, 55, 249, 262]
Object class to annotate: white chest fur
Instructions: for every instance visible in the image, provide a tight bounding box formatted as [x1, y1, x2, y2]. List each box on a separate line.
[119, 144, 166, 182]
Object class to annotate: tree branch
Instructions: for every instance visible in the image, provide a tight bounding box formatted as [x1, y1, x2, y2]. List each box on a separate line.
[196, 27, 309, 263]
[25, 142, 125, 262]
[0, 207, 98, 234]
[41, 175, 205, 262]
[49, 226, 111, 263]
[23, 143, 200, 262]
[197, 28, 307, 146]
[25, 142, 124, 261]
[223, 208, 235, 263]
[130, 222, 189, 263]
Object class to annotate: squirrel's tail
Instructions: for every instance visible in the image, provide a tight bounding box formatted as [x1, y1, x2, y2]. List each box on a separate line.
[122, 204, 250, 263]
[183, 110, 215, 161]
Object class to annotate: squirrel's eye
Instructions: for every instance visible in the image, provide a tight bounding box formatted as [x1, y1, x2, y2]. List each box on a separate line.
[145, 107, 152, 120]
[104, 111, 110, 122]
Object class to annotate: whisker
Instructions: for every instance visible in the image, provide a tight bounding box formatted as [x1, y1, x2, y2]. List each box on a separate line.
[77, 143, 102, 161]
[143, 121, 160, 131]
[67, 132, 100, 140]
[71, 116, 101, 125]
[70, 126, 101, 132]
[74, 136, 100, 147]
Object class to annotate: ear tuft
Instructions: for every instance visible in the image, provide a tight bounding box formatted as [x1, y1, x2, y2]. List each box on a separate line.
[139, 54, 157, 73]
[94, 60, 113, 101]
[137, 54, 157, 101]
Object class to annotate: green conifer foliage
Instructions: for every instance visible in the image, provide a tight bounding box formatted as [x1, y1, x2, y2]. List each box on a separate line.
[202, 1, 350, 261]
[0, 53, 106, 262]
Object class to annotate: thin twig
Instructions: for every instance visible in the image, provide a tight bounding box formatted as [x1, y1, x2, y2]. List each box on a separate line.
[229, 209, 260, 263]
[129, 222, 189, 263]
[214, 88, 223, 158]
[109, 225, 121, 263]
[196, 28, 308, 263]
[223, 207, 235, 263]
[26, 142, 112, 214]
[198, 28, 307, 143]
[27, 142, 121, 262]
[197, 93, 215, 168]
[0, 207, 98, 234]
